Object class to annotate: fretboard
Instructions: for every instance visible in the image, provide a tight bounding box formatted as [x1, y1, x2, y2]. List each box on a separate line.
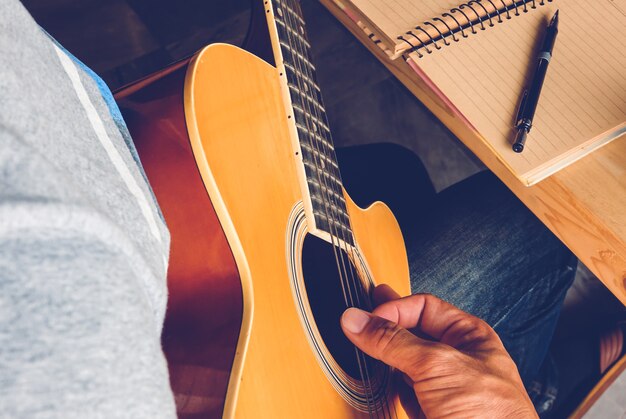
[271, 0, 353, 245]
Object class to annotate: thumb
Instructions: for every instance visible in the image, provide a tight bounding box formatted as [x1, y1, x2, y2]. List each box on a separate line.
[341, 307, 437, 381]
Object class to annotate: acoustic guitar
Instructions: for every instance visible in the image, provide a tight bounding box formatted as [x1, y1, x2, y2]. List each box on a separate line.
[115, 0, 411, 417]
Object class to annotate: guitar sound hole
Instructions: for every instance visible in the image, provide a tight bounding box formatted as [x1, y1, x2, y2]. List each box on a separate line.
[301, 233, 374, 381]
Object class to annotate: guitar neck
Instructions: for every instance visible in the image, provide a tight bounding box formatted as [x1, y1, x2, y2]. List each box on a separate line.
[266, 0, 353, 245]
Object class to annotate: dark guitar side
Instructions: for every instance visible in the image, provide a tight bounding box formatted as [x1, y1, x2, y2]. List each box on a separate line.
[115, 62, 243, 419]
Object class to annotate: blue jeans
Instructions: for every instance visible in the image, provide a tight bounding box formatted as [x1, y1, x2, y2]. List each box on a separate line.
[337, 143, 577, 414]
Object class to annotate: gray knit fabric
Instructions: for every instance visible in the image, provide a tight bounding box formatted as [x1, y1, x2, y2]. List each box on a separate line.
[0, 1, 176, 417]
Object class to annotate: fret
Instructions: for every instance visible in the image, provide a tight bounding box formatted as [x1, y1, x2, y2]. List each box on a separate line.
[307, 178, 345, 202]
[315, 220, 354, 245]
[310, 195, 349, 216]
[295, 123, 334, 151]
[299, 142, 340, 170]
[278, 41, 324, 104]
[309, 185, 352, 245]
[297, 130, 339, 185]
[274, 0, 306, 26]
[304, 162, 343, 189]
[285, 70, 322, 104]
[298, 134, 342, 174]
[283, 63, 318, 92]
[274, 18, 311, 49]
[312, 199, 350, 223]
[314, 213, 350, 228]
[279, 42, 316, 72]
[276, 27, 316, 86]
[314, 212, 351, 230]
[292, 106, 331, 134]
[288, 77, 320, 93]
[292, 106, 329, 132]
[285, 71, 324, 111]
[308, 183, 349, 211]
[272, 0, 354, 242]
[306, 176, 344, 201]
[288, 83, 322, 104]
[315, 222, 353, 242]
[303, 156, 342, 179]
[313, 205, 351, 229]
[288, 84, 325, 117]
[304, 166, 344, 197]
[314, 219, 354, 246]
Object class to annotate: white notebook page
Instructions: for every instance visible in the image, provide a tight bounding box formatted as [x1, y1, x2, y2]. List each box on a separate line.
[408, 0, 626, 181]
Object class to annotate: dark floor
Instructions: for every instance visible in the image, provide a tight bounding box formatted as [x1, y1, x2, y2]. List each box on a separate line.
[22, 0, 483, 191]
[22, 0, 251, 90]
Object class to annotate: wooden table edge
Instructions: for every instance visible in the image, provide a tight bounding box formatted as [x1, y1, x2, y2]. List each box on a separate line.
[318, 0, 626, 305]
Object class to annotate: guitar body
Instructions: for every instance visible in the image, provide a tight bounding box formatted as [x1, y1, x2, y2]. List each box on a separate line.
[116, 2, 411, 417]
[186, 44, 410, 417]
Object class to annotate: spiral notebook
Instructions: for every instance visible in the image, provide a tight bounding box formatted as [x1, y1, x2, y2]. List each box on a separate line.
[329, 0, 626, 185]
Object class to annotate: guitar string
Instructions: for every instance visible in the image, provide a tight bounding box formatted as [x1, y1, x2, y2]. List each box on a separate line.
[277, 1, 372, 412]
[275, 0, 351, 327]
[276, 0, 362, 380]
[278, 0, 379, 416]
[282, 6, 387, 416]
[281, 1, 392, 417]
[278, 2, 355, 323]
[284, 1, 394, 417]
[278, 5, 385, 416]
[280, 0, 360, 316]
[288, 0, 364, 317]
[276, 0, 362, 393]
[286, 2, 395, 417]
[276, 0, 356, 313]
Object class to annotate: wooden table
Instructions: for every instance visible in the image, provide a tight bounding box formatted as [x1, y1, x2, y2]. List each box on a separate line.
[320, 0, 626, 305]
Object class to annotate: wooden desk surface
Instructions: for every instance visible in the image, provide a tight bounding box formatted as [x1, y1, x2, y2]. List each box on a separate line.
[320, 0, 626, 305]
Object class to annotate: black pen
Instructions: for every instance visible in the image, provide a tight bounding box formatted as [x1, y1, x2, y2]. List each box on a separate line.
[513, 10, 560, 153]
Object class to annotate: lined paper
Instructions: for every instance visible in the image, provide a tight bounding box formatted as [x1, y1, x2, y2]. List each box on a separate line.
[412, 0, 626, 181]
[347, 0, 626, 182]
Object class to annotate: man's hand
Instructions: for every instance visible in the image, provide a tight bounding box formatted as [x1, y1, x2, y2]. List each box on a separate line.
[341, 285, 538, 419]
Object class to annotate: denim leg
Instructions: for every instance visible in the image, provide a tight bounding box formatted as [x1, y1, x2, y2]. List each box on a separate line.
[336, 145, 577, 391]
[406, 171, 578, 386]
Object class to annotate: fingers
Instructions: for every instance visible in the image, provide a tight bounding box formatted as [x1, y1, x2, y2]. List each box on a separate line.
[372, 284, 401, 306]
[371, 291, 500, 350]
[341, 307, 438, 381]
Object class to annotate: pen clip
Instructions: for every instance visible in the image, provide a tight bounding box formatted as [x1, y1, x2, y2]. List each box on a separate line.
[515, 89, 529, 127]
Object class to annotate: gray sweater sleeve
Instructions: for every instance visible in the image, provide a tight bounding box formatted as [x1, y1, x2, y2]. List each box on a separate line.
[0, 1, 175, 417]
[0, 171, 175, 418]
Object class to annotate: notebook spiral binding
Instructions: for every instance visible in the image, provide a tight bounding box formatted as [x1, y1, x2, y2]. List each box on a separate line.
[398, 0, 553, 58]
